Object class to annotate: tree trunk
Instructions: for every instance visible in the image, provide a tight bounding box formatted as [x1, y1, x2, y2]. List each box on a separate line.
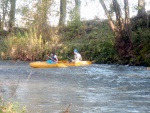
[99, 0, 116, 32]
[124, 0, 132, 40]
[9, 0, 16, 32]
[2, 0, 9, 29]
[137, 0, 147, 17]
[124, 0, 130, 24]
[0, 15, 1, 29]
[112, 0, 124, 31]
[113, 0, 132, 57]
[136, 0, 148, 29]
[75, 0, 81, 21]
[41, 0, 49, 42]
[99, 0, 132, 58]
[59, 0, 67, 26]
[42, 0, 49, 22]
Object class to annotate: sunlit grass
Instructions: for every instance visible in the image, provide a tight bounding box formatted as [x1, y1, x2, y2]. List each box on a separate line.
[0, 101, 26, 113]
[1, 28, 63, 61]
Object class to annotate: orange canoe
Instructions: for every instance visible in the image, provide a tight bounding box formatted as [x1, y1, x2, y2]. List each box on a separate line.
[29, 60, 92, 68]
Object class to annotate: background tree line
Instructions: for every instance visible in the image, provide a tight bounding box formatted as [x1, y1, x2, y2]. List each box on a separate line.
[0, 0, 150, 66]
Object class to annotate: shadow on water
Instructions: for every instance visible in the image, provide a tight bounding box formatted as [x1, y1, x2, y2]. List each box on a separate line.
[0, 61, 150, 113]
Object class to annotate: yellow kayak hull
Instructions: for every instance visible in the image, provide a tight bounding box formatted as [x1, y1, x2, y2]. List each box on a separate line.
[29, 60, 92, 68]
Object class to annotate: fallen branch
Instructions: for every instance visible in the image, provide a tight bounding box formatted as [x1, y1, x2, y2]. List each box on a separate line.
[12, 75, 20, 97]
[63, 103, 72, 113]
[26, 71, 32, 82]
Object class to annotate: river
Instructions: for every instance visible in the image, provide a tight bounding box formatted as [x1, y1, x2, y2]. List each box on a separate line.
[0, 60, 150, 113]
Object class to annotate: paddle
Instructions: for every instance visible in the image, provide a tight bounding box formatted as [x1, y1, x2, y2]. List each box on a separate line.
[67, 56, 74, 63]
[47, 55, 54, 61]
[67, 56, 73, 60]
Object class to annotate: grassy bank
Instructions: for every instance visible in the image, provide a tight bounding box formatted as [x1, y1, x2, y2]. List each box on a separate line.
[0, 19, 150, 66]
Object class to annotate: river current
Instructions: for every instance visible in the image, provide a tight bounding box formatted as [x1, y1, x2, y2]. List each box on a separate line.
[0, 60, 150, 113]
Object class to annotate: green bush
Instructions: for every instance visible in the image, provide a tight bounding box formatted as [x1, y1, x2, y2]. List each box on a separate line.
[131, 28, 150, 66]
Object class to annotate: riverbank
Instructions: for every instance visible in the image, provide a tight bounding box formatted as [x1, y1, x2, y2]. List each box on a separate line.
[0, 19, 150, 66]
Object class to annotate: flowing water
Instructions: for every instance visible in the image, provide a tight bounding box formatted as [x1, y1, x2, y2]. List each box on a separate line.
[0, 60, 150, 113]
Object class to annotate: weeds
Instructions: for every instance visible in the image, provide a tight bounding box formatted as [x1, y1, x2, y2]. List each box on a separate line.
[0, 95, 26, 113]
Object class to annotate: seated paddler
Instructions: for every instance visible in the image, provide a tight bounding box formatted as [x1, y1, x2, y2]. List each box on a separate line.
[47, 52, 58, 64]
[73, 49, 82, 62]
